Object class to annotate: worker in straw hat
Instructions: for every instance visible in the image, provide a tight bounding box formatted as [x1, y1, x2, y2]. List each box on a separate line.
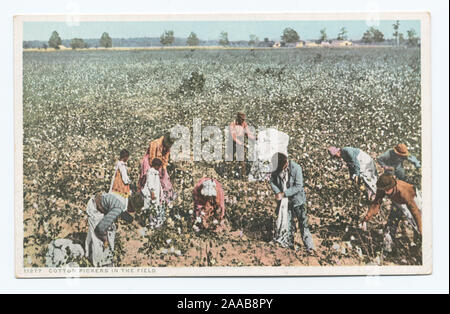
[363, 173, 422, 253]
[377, 143, 421, 181]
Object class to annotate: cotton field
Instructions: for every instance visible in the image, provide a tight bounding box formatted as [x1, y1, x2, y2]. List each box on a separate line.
[22, 47, 422, 267]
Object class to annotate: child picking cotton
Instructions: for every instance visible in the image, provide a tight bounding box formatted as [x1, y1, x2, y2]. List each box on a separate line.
[141, 158, 166, 229]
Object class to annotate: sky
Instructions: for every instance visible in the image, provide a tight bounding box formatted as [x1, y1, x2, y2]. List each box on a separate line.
[23, 19, 421, 42]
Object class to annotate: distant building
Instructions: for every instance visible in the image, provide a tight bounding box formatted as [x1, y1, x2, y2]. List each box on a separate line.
[296, 41, 306, 48]
[304, 41, 320, 47]
[331, 40, 353, 47]
[320, 41, 331, 47]
[272, 42, 282, 48]
[285, 42, 299, 48]
[258, 40, 275, 48]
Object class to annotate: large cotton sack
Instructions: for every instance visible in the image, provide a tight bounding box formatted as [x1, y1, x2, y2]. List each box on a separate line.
[45, 239, 85, 267]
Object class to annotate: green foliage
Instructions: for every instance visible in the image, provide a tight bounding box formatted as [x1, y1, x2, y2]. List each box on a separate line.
[70, 38, 88, 50]
[100, 32, 112, 48]
[319, 28, 328, 43]
[281, 27, 300, 43]
[337, 27, 348, 41]
[48, 31, 62, 49]
[176, 71, 206, 96]
[248, 34, 259, 46]
[407, 29, 420, 47]
[362, 27, 385, 44]
[393, 20, 401, 45]
[186, 32, 200, 46]
[160, 30, 175, 46]
[219, 31, 229, 46]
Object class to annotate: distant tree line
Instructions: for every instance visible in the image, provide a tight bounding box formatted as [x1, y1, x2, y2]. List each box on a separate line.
[22, 25, 421, 50]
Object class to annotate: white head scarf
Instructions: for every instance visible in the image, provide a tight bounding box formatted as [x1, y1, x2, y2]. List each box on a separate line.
[201, 179, 217, 197]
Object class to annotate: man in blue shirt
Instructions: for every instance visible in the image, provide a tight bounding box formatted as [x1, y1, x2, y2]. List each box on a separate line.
[269, 153, 315, 253]
[377, 143, 421, 181]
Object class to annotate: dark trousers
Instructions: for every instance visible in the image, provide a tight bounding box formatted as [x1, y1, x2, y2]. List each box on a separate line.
[291, 204, 315, 250]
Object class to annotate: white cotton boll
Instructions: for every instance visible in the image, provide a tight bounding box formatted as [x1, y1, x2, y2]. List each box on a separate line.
[138, 228, 147, 237]
[356, 247, 363, 258]
[196, 216, 202, 223]
[375, 256, 381, 265]
[188, 210, 194, 215]
[213, 219, 219, 225]
[332, 243, 340, 251]
[193, 225, 200, 233]
[166, 239, 172, 245]
[346, 241, 353, 250]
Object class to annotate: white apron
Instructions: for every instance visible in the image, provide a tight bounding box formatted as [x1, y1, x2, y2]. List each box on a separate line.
[393, 188, 422, 234]
[357, 151, 378, 194]
[85, 198, 115, 267]
[274, 170, 294, 248]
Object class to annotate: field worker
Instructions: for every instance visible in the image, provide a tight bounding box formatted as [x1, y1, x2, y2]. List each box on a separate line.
[269, 153, 315, 253]
[109, 149, 132, 207]
[85, 192, 143, 267]
[228, 112, 256, 178]
[377, 143, 421, 181]
[192, 178, 225, 230]
[363, 173, 422, 252]
[141, 158, 165, 229]
[139, 132, 176, 203]
[328, 146, 378, 201]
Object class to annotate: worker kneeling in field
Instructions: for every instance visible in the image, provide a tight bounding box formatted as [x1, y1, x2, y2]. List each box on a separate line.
[363, 173, 422, 253]
[85, 192, 143, 267]
[192, 178, 225, 231]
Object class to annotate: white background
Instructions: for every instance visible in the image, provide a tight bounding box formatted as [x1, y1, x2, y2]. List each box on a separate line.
[1, 0, 448, 294]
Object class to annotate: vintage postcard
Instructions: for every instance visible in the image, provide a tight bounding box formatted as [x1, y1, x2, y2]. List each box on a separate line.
[14, 12, 431, 278]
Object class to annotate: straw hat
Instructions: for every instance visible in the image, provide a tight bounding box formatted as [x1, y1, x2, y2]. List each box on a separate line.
[393, 143, 409, 157]
[376, 174, 397, 191]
